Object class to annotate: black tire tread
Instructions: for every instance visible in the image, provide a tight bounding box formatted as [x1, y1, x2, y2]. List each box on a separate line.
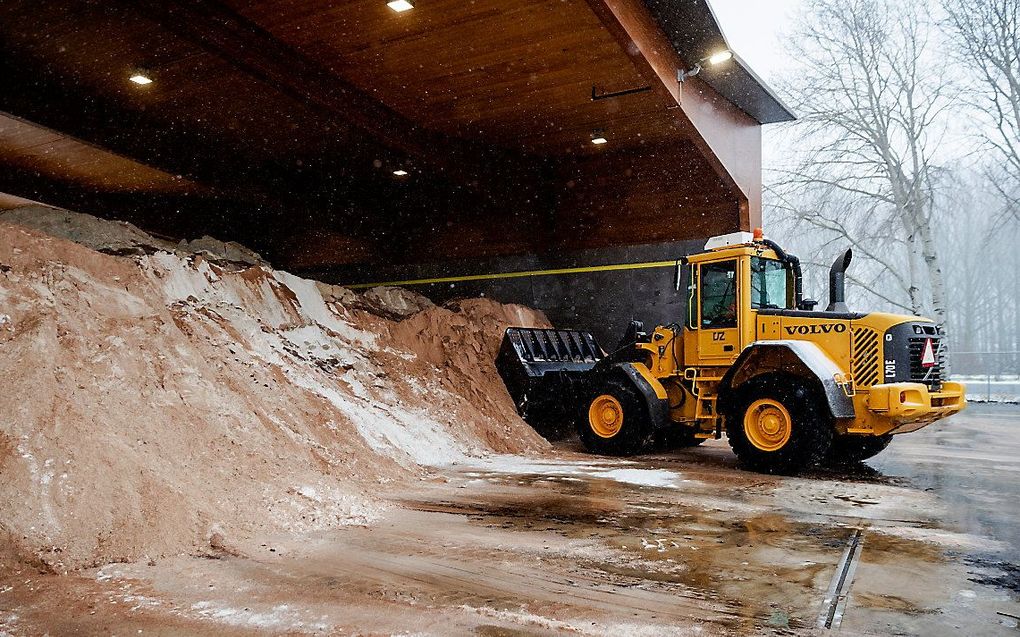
[575, 376, 653, 456]
[725, 375, 833, 475]
[825, 434, 893, 465]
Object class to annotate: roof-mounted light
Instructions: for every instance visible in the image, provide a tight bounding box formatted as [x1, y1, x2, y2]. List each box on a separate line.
[678, 49, 733, 83]
[707, 50, 733, 66]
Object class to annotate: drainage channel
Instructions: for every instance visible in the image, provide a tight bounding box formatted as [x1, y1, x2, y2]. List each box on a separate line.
[818, 527, 865, 630]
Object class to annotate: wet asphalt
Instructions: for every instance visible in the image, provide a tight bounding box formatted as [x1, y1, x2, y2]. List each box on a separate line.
[871, 402, 1020, 565]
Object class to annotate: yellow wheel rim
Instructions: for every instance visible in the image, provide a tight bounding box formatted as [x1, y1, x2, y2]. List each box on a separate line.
[743, 398, 792, 452]
[588, 394, 624, 439]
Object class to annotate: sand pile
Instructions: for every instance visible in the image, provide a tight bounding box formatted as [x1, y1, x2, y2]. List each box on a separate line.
[0, 207, 550, 572]
[0, 205, 268, 267]
[362, 286, 435, 319]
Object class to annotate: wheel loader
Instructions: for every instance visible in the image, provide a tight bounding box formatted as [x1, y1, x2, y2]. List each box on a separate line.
[495, 230, 966, 474]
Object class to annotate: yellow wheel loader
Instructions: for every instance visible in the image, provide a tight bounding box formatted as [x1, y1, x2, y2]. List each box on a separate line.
[496, 230, 966, 474]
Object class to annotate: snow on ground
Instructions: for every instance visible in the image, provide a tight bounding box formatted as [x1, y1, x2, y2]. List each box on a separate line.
[953, 375, 1019, 403]
[459, 456, 691, 489]
[188, 601, 330, 633]
[460, 605, 696, 637]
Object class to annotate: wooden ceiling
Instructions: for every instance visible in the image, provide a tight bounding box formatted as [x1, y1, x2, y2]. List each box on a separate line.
[0, 0, 765, 271]
[0, 1, 393, 182]
[227, 0, 684, 155]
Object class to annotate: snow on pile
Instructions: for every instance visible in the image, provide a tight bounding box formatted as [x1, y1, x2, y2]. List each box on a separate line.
[0, 211, 550, 571]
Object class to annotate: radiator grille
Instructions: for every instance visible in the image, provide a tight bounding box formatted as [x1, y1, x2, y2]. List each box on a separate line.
[852, 327, 880, 387]
[908, 336, 945, 391]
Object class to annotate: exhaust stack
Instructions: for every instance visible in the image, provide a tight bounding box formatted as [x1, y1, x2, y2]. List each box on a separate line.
[826, 248, 853, 313]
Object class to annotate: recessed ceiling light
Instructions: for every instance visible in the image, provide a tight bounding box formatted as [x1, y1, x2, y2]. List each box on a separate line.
[387, 0, 414, 12]
[393, 169, 409, 176]
[129, 73, 153, 85]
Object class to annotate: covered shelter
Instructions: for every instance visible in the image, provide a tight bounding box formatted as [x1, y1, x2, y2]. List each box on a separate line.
[0, 0, 793, 340]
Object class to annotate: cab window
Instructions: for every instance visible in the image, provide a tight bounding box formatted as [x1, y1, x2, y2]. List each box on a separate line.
[700, 261, 737, 328]
[750, 257, 790, 310]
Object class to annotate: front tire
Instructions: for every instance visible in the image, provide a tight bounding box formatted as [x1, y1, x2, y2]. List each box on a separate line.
[726, 376, 833, 474]
[825, 434, 892, 465]
[576, 377, 653, 456]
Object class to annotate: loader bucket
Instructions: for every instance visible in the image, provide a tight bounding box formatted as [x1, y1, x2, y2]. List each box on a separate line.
[495, 327, 603, 439]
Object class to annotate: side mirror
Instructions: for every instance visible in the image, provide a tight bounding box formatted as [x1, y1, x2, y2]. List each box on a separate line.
[673, 257, 687, 291]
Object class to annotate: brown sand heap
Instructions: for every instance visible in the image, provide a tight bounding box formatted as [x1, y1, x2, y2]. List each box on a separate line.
[0, 207, 550, 572]
[0, 205, 268, 267]
[361, 285, 435, 319]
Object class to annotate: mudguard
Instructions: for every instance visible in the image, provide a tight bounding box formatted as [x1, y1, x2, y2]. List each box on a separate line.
[602, 362, 671, 431]
[717, 341, 855, 420]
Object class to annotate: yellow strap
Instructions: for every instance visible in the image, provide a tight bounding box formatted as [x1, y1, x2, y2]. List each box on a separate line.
[345, 259, 679, 290]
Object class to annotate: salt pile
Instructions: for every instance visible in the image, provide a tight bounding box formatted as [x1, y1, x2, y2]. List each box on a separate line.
[0, 206, 550, 571]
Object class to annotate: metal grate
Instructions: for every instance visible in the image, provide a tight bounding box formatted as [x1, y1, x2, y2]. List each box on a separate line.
[908, 336, 944, 392]
[852, 327, 880, 387]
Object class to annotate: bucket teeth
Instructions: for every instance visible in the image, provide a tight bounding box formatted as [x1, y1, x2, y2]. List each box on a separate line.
[504, 327, 601, 364]
[495, 327, 604, 430]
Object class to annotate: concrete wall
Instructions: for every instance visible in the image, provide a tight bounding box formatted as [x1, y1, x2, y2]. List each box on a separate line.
[307, 239, 706, 347]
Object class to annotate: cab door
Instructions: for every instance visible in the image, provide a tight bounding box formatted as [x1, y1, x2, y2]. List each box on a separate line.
[697, 259, 741, 366]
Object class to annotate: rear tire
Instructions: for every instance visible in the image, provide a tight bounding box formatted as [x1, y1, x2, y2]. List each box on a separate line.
[726, 375, 833, 475]
[825, 434, 892, 465]
[576, 377, 653, 456]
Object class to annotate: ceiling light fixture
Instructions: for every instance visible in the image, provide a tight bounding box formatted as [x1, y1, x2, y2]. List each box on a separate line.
[591, 131, 608, 145]
[129, 72, 153, 85]
[393, 169, 409, 176]
[387, 0, 415, 12]
[677, 49, 733, 83]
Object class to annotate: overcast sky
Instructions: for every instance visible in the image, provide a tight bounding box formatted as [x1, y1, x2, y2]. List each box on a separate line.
[707, 0, 803, 84]
[708, 0, 807, 169]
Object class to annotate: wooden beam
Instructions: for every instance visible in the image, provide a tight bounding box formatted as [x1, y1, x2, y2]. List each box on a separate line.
[0, 55, 284, 203]
[0, 111, 202, 195]
[583, 0, 763, 230]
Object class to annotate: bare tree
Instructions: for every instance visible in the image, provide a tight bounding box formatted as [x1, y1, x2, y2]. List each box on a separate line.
[943, 0, 1020, 221]
[771, 0, 953, 326]
[768, 183, 918, 314]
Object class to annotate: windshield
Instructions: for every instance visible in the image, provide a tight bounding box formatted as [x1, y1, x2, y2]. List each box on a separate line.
[701, 261, 738, 328]
[750, 257, 790, 310]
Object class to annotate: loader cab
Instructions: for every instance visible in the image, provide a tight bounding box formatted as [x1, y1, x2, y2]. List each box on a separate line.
[683, 232, 795, 368]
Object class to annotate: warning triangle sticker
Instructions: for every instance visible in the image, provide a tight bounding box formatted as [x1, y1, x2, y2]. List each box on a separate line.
[921, 338, 936, 368]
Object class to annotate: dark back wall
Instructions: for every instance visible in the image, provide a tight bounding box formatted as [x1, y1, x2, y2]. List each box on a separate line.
[305, 238, 706, 347]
